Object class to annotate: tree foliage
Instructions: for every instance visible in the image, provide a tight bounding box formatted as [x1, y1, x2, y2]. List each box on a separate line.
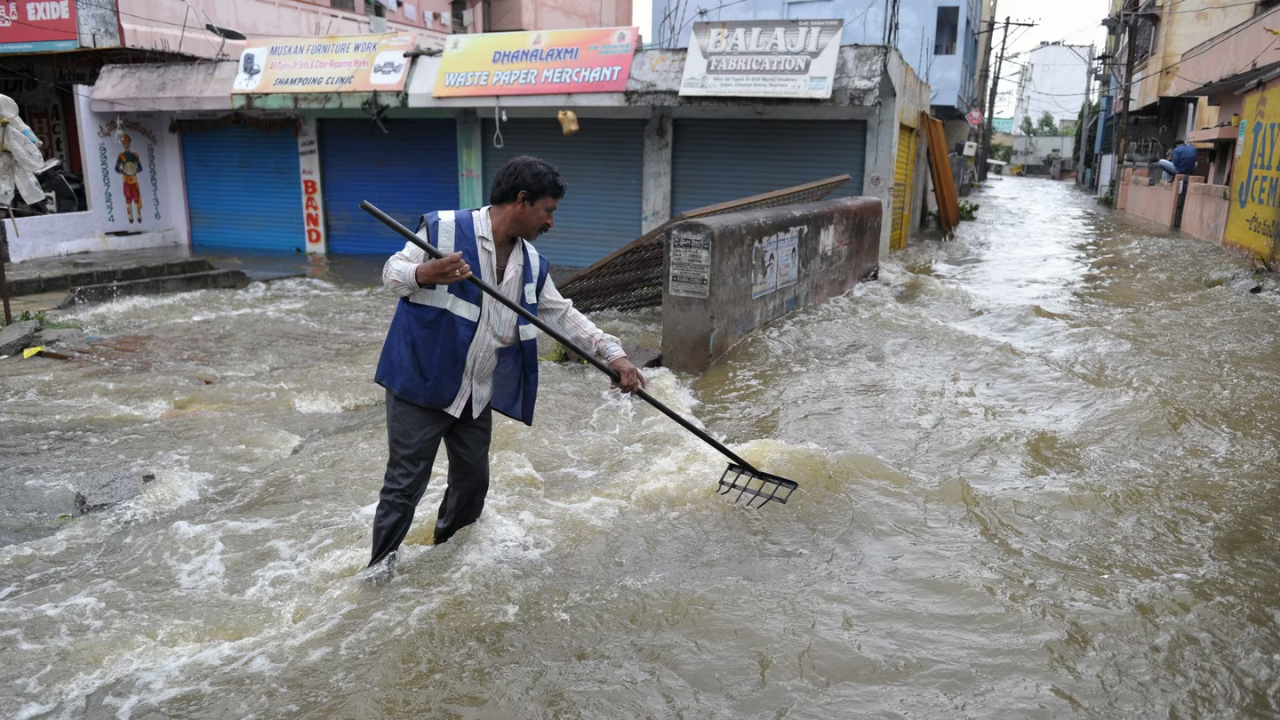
[1036, 111, 1058, 135]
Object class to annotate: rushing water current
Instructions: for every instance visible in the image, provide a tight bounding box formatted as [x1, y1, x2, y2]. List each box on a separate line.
[3, 178, 1280, 718]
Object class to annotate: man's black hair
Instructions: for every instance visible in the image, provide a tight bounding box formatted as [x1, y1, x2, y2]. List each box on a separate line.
[1174, 139, 1185, 145]
[489, 156, 567, 206]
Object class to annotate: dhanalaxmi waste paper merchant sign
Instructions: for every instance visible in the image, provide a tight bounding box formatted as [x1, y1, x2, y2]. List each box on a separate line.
[434, 27, 638, 97]
[680, 19, 844, 99]
[232, 33, 414, 94]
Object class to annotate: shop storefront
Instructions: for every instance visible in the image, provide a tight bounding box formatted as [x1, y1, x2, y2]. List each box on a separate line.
[181, 121, 306, 253]
[319, 118, 458, 255]
[480, 118, 644, 268]
[670, 119, 867, 214]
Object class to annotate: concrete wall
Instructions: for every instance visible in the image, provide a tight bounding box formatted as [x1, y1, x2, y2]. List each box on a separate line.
[661, 197, 881, 373]
[1013, 44, 1090, 132]
[9, 88, 187, 264]
[1117, 168, 1180, 230]
[488, 0, 632, 32]
[1128, 0, 1257, 111]
[1182, 180, 1229, 247]
[118, 0, 448, 59]
[1175, 5, 1280, 96]
[1013, 135, 1072, 167]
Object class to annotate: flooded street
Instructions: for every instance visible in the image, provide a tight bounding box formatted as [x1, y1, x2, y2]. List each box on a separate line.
[3, 177, 1280, 718]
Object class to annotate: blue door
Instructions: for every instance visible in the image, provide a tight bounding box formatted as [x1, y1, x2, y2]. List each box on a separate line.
[319, 119, 459, 255]
[481, 118, 644, 269]
[672, 119, 867, 214]
[182, 126, 305, 253]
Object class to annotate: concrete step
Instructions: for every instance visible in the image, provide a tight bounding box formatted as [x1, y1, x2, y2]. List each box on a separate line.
[8, 258, 217, 297]
[59, 269, 252, 308]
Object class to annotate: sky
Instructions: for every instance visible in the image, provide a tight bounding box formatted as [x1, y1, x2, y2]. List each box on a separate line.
[628, 0, 1111, 117]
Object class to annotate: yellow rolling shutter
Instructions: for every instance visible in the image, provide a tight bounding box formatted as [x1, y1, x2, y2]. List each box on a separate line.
[890, 125, 916, 250]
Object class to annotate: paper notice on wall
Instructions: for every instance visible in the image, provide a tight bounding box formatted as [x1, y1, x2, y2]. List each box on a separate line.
[752, 234, 779, 298]
[669, 232, 711, 298]
[777, 232, 798, 288]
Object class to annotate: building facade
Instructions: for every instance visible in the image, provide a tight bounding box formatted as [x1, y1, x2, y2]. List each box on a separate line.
[649, 0, 983, 120]
[1012, 42, 1091, 134]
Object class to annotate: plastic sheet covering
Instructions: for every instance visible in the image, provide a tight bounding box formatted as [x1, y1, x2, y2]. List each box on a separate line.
[0, 94, 48, 207]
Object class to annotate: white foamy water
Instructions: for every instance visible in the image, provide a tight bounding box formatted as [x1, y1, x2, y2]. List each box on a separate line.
[3, 180, 1280, 717]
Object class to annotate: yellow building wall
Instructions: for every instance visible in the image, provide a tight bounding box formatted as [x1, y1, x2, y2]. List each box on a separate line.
[1227, 86, 1280, 260]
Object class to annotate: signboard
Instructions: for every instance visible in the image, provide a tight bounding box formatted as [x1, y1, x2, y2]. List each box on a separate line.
[434, 27, 638, 97]
[298, 119, 326, 255]
[966, 110, 984, 127]
[92, 114, 169, 231]
[1229, 88, 1280, 258]
[669, 232, 711, 298]
[680, 20, 843, 99]
[232, 33, 414, 94]
[0, 1, 79, 53]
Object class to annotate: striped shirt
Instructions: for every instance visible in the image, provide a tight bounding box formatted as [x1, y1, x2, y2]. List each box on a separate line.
[382, 206, 626, 419]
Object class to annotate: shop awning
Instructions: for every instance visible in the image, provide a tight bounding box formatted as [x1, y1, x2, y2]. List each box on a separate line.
[91, 62, 237, 113]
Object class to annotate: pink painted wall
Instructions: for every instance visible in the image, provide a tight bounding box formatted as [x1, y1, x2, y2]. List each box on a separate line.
[120, 0, 450, 59]
[1173, 4, 1280, 97]
[1181, 180, 1229, 247]
[1119, 168, 1180, 230]
[488, 0, 633, 32]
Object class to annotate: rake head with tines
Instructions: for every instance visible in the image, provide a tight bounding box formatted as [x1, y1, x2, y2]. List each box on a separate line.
[718, 463, 799, 509]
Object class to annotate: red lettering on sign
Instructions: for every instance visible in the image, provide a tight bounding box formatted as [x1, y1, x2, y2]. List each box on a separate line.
[307, 228, 323, 244]
[303, 179, 318, 195]
[305, 196, 319, 211]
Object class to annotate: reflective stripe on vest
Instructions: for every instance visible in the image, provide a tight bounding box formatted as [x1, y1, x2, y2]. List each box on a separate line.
[405, 209, 481, 322]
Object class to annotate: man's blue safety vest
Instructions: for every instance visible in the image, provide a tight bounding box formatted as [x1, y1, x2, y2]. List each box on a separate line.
[375, 209, 550, 425]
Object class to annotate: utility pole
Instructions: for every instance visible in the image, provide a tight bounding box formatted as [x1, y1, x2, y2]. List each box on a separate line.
[1116, 13, 1137, 185]
[1076, 44, 1095, 186]
[979, 16, 1036, 182]
[974, 0, 998, 182]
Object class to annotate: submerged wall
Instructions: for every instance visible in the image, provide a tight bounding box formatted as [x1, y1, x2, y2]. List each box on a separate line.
[661, 197, 881, 373]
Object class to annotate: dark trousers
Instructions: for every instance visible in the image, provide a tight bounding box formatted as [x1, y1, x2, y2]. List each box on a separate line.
[368, 390, 493, 567]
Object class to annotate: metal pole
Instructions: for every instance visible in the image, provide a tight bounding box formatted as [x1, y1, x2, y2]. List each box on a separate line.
[975, 0, 998, 182]
[982, 17, 1012, 182]
[1077, 44, 1095, 186]
[1117, 13, 1136, 183]
[0, 213, 10, 326]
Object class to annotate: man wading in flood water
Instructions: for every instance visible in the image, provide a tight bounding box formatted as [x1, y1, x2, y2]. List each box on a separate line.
[366, 156, 647, 576]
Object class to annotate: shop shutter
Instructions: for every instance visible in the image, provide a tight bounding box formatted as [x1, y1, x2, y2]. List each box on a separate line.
[890, 125, 916, 250]
[671, 119, 866, 213]
[182, 126, 305, 253]
[319, 119, 459, 255]
[480, 118, 644, 269]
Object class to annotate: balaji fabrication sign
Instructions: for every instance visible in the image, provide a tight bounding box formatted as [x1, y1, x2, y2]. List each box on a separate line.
[680, 19, 844, 99]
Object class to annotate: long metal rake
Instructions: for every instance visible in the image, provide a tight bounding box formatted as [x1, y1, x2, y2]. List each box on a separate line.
[361, 201, 799, 509]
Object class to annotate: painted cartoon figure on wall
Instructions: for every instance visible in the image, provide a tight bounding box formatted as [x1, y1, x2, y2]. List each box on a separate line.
[114, 133, 143, 223]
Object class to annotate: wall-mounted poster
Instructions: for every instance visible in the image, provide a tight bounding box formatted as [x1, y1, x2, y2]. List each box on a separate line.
[752, 234, 778, 298]
[93, 115, 167, 230]
[777, 231, 798, 288]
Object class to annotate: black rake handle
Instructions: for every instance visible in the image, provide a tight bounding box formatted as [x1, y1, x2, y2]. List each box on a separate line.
[360, 200, 757, 473]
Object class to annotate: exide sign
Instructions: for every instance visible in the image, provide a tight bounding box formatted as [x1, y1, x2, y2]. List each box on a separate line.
[0, 1, 80, 54]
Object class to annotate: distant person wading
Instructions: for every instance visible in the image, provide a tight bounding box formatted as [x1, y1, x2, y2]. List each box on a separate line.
[366, 156, 647, 574]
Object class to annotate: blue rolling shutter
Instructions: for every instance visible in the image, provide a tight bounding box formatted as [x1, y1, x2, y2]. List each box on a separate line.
[672, 119, 867, 213]
[481, 118, 644, 269]
[319, 119, 459, 255]
[182, 126, 305, 253]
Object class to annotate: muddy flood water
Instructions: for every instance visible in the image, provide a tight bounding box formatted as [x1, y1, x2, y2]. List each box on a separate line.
[2, 178, 1279, 718]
